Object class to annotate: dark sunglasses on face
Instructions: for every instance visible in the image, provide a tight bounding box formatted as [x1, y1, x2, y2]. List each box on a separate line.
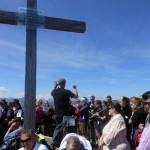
[144, 102, 150, 106]
[20, 137, 31, 143]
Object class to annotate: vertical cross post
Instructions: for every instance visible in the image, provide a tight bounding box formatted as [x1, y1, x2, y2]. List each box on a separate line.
[24, 0, 37, 131]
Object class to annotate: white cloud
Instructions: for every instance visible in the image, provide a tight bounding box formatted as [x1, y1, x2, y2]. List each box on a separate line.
[0, 90, 51, 100]
[38, 41, 117, 70]
[0, 88, 24, 98]
[0, 39, 24, 51]
[0, 62, 23, 70]
[0, 87, 9, 93]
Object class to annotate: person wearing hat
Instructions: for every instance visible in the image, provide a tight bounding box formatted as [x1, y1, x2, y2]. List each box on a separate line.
[4, 99, 23, 138]
[51, 78, 78, 125]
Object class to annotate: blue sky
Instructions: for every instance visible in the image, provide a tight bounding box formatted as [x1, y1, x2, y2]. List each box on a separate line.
[0, 0, 150, 100]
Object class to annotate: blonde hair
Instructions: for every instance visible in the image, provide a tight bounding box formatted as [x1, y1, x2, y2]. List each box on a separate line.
[36, 99, 42, 107]
[130, 97, 141, 106]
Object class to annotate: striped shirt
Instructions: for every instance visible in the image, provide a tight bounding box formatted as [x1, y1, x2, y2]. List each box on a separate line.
[137, 124, 150, 150]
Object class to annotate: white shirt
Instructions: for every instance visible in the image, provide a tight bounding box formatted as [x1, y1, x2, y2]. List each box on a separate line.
[19, 142, 49, 150]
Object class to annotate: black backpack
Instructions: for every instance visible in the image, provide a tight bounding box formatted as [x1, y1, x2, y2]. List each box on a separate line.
[52, 119, 67, 147]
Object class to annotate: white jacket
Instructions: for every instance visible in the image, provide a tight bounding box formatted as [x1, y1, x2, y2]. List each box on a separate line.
[59, 133, 92, 150]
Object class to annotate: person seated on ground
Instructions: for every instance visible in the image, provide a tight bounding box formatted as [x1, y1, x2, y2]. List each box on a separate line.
[0, 99, 13, 126]
[19, 129, 49, 150]
[4, 99, 23, 138]
[0, 99, 14, 146]
[0, 126, 24, 150]
[59, 133, 92, 150]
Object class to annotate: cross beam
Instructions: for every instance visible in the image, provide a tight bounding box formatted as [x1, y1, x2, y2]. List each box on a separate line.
[0, 10, 86, 33]
[0, 0, 85, 132]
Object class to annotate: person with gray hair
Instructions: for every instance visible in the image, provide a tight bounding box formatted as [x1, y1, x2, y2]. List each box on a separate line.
[19, 129, 49, 150]
[59, 133, 92, 150]
[66, 136, 80, 150]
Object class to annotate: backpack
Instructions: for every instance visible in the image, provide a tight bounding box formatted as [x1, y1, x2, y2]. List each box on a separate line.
[52, 116, 75, 147]
[52, 119, 67, 147]
[37, 133, 54, 150]
[133, 129, 142, 147]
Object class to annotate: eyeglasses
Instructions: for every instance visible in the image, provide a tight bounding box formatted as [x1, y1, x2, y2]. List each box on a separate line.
[144, 102, 150, 106]
[20, 137, 31, 143]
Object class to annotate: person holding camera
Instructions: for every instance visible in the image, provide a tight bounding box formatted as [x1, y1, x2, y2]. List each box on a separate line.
[51, 78, 78, 125]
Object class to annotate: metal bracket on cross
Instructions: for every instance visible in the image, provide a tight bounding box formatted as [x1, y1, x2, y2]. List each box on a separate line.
[18, 7, 45, 29]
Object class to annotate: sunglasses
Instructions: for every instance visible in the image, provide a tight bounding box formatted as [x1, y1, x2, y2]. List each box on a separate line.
[144, 102, 150, 106]
[20, 137, 31, 143]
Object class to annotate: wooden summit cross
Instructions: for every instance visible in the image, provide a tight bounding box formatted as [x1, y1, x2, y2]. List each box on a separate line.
[0, 0, 85, 132]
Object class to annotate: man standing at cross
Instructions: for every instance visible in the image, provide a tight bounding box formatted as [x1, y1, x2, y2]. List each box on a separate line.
[51, 78, 78, 125]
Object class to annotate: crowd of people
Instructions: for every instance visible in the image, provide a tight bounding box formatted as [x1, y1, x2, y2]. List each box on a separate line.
[0, 99, 23, 145]
[0, 77, 150, 150]
[50, 78, 150, 150]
